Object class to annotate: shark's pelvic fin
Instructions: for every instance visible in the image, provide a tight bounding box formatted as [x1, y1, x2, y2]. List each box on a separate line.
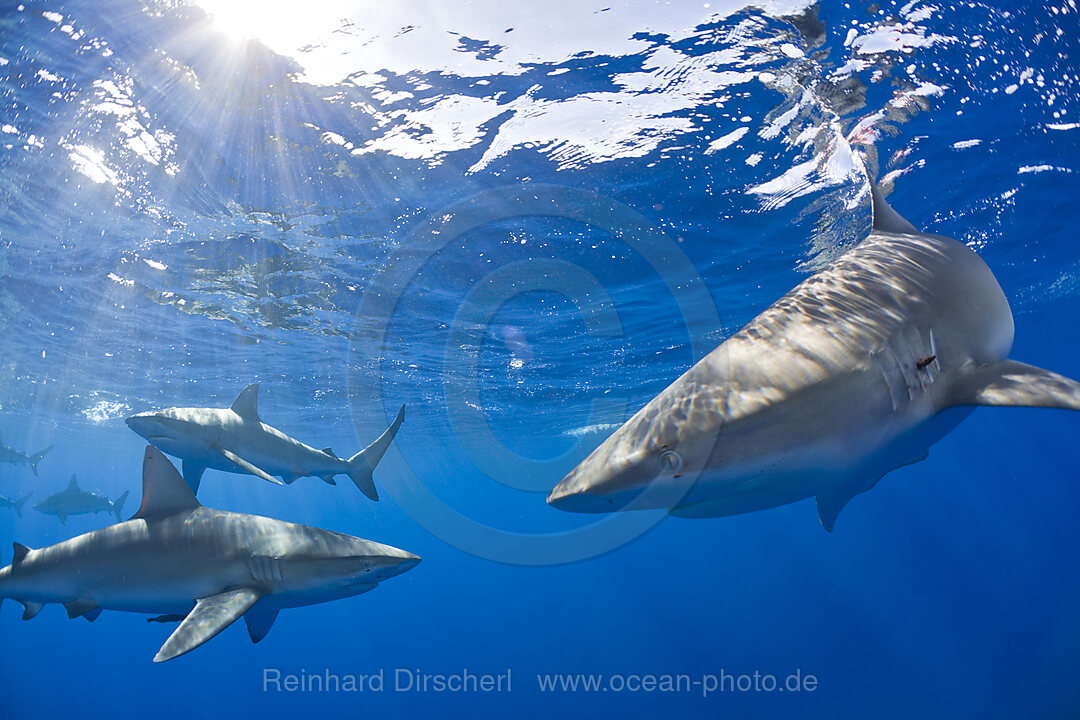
[64, 598, 99, 619]
[12, 542, 30, 565]
[347, 405, 406, 501]
[244, 602, 280, 644]
[83, 607, 103, 623]
[947, 360, 1080, 410]
[231, 383, 261, 422]
[870, 182, 919, 235]
[132, 446, 202, 520]
[215, 447, 284, 486]
[816, 472, 886, 533]
[154, 587, 263, 662]
[181, 460, 206, 494]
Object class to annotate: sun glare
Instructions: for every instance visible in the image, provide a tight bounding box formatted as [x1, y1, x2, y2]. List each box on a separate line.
[192, 0, 349, 53]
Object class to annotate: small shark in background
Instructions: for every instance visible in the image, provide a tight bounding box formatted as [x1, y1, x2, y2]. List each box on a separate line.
[0, 493, 31, 517]
[0, 433, 52, 476]
[548, 183, 1080, 531]
[34, 476, 128, 525]
[126, 384, 404, 499]
[0, 445, 420, 662]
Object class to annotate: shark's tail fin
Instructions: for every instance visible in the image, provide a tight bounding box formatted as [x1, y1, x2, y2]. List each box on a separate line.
[346, 405, 405, 501]
[29, 446, 53, 476]
[13, 494, 30, 518]
[112, 490, 130, 521]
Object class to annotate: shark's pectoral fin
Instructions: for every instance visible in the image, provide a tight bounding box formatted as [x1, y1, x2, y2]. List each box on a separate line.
[947, 360, 1080, 410]
[244, 602, 280, 644]
[215, 447, 284, 486]
[64, 598, 99, 619]
[154, 588, 263, 663]
[181, 460, 206, 494]
[20, 600, 42, 620]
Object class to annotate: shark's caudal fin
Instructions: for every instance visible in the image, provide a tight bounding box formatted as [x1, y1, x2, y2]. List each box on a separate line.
[870, 181, 920, 235]
[112, 490, 130, 521]
[29, 446, 52, 477]
[13, 494, 30, 518]
[346, 405, 406, 501]
[947, 360, 1080, 410]
[132, 446, 201, 521]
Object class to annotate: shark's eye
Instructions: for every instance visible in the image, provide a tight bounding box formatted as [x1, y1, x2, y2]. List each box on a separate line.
[658, 449, 683, 473]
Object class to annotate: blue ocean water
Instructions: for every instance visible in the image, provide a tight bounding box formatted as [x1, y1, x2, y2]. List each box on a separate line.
[1, 0, 1079, 716]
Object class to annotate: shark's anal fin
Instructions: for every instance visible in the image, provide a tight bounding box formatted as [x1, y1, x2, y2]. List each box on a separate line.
[20, 600, 43, 620]
[154, 588, 263, 663]
[215, 447, 284, 486]
[132, 447, 201, 521]
[244, 602, 280, 644]
[181, 460, 206, 494]
[230, 384, 261, 422]
[947, 360, 1080, 410]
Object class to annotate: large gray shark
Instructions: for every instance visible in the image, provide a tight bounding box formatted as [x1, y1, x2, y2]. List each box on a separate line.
[126, 383, 404, 499]
[0, 446, 420, 662]
[0, 433, 52, 476]
[34, 475, 128, 525]
[548, 185, 1080, 530]
[0, 493, 31, 517]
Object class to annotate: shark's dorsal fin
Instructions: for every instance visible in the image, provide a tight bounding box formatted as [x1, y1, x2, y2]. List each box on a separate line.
[871, 182, 919, 235]
[12, 542, 30, 565]
[947, 360, 1080, 410]
[67, 474, 79, 491]
[230, 384, 261, 422]
[133, 446, 201, 520]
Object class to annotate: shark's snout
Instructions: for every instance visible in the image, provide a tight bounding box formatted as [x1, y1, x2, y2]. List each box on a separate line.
[547, 451, 655, 513]
[125, 412, 173, 442]
[379, 551, 421, 580]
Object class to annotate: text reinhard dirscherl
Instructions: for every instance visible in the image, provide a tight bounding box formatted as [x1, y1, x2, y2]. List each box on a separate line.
[263, 667, 513, 693]
[262, 668, 819, 697]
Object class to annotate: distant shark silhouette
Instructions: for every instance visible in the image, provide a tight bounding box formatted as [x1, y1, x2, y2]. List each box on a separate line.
[0, 493, 31, 517]
[0, 446, 420, 662]
[34, 476, 128, 525]
[0, 433, 52, 476]
[126, 383, 404, 499]
[548, 184, 1080, 531]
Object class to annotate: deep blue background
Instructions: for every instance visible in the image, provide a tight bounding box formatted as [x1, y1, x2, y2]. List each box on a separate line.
[1, 0, 1079, 717]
